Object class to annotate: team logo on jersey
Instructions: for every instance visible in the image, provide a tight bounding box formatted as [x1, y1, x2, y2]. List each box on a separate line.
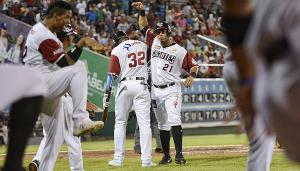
[123, 43, 131, 51]
[152, 49, 176, 64]
[154, 45, 161, 49]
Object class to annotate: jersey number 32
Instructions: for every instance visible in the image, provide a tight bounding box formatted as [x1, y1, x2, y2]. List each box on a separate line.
[128, 51, 145, 67]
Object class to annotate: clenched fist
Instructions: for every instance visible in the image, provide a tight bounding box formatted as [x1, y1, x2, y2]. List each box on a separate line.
[132, 2, 144, 10]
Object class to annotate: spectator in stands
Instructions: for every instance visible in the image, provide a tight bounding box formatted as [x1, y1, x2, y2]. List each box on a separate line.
[76, 0, 87, 18]
[0, 23, 8, 63]
[19, 3, 35, 25]
[1, 0, 226, 77]
[10, 1, 22, 20]
[87, 4, 96, 24]
[5, 34, 24, 64]
[95, 4, 105, 22]
[117, 15, 129, 33]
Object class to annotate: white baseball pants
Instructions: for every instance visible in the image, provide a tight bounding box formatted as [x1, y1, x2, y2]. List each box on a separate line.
[37, 95, 84, 171]
[41, 61, 89, 124]
[152, 85, 182, 131]
[113, 79, 152, 164]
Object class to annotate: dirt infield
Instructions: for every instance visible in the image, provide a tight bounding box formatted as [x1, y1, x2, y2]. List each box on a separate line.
[18, 145, 281, 160]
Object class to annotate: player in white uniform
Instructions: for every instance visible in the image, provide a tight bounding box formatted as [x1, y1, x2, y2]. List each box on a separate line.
[133, 2, 199, 165]
[29, 94, 85, 171]
[23, 1, 103, 137]
[0, 64, 47, 171]
[223, 49, 275, 171]
[103, 31, 155, 167]
[223, 0, 300, 162]
[28, 24, 85, 171]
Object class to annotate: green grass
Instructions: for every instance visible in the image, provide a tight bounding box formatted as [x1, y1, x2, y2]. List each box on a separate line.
[0, 134, 299, 170]
[0, 134, 249, 154]
[43, 153, 300, 171]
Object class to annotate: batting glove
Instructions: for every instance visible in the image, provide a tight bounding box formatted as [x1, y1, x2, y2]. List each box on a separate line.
[103, 93, 110, 108]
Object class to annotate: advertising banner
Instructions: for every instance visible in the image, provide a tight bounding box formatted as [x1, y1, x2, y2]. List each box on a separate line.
[79, 49, 118, 112]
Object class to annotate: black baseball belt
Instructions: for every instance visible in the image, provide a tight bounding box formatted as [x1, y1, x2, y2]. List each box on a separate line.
[120, 77, 145, 82]
[153, 82, 175, 89]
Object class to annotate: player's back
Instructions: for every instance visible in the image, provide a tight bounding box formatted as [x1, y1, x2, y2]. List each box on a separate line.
[111, 39, 148, 80]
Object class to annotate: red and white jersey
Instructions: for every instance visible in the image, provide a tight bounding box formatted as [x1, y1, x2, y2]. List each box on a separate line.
[145, 29, 196, 86]
[108, 39, 148, 80]
[23, 22, 64, 73]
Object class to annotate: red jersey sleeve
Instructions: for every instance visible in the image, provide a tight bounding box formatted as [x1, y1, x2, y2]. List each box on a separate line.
[145, 29, 155, 48]
[108, 55, 121, 75]
[181, 52, 197, 72]
[145, 29, 155, 62]
[38, 39, 64, 63]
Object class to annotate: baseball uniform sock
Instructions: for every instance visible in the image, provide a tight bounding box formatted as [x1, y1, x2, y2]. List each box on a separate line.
[3, 96, 43, 171]
[160, 130, 171, 157]
[171, 125, 183, 157]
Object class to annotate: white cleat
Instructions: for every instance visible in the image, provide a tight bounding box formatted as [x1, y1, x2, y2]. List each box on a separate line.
[108, 160, 122, 167]
[73, 119, 104, 136]
[142, 161, 157, 167]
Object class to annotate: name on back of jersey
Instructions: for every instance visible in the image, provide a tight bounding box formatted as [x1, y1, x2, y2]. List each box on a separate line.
[122, 41, 143, 51]
[152, 49, 176, 64]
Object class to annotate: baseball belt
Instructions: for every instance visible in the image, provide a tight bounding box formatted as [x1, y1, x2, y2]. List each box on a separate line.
[153, 82, 175, 89]
[120, 77, 145, 82]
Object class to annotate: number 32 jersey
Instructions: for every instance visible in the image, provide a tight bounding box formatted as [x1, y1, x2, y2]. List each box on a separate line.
[108, 40, 148, 80]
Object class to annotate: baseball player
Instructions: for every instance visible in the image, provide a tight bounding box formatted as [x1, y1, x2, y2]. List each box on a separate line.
[222, 0, 300, 162]
[23, 1, 103, 136]
[28, 24, 86, 171]
[0, 64, 47, 171]
[103, 31, 155, 167]
[29, 94, 85, 171]
[223, 49, 276, 171]
[133, 2, 199, 165]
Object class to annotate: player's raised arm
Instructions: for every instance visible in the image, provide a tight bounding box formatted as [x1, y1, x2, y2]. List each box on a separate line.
[132, 2, 148, 31]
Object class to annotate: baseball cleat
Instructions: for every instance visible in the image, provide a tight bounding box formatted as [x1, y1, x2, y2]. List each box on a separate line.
[175, 155, 186, 165]
[73, 119, 104, 136]
[142, 161, 157, 167]
[108, 159, 122, 167]
[159, 156, 172, 164]
[28, 160, 40, 171]
[134, 149, 141, 154]
[155, 148, 163, 153]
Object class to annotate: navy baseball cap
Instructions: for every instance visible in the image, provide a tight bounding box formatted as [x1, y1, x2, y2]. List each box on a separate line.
[0, 23, 7, 30]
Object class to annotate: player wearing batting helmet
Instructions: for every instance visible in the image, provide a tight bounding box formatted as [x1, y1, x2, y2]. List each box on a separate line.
[103, 29, 156, 167]
[112, 30, 129, 46]
[133, 2, 199, 165]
